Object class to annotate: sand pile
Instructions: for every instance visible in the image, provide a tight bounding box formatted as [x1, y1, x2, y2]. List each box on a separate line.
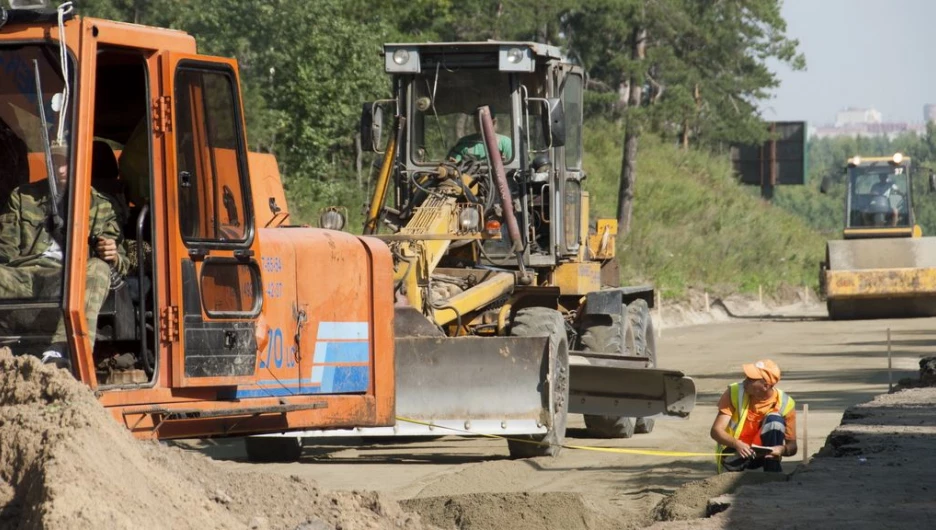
[0, 349, 433, 530]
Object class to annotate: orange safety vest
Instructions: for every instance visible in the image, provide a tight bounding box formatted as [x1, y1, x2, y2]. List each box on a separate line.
[716, 381, 795, 473]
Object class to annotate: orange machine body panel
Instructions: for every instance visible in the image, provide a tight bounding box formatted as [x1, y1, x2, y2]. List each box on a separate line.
[102, 228, 396, 439]
[0, 15, 395, 439]
[249, 152, 290, 228]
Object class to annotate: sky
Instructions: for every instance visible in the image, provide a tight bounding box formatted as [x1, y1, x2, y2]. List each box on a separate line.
[767, 0, 936, 125]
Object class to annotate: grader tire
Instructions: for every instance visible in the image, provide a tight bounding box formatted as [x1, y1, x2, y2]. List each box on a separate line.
[580, 304, 638, 439]
[244, 436, 303, 463]
[628, 299, 657, 434]
[580, 299, 658, 437]
[584, 414, 636, 439]
[506, 307, 570, 458]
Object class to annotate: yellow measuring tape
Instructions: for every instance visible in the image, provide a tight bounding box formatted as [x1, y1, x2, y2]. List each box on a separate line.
[396, 416, 726, 457]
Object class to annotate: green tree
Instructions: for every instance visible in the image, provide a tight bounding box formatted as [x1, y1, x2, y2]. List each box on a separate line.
[562, 0, 803, 235]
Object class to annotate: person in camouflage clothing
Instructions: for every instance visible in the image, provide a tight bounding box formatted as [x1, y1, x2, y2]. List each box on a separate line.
[0, 148, 127, 366]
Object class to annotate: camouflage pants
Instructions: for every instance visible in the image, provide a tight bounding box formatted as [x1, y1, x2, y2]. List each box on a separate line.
[0, 257, 112, 347]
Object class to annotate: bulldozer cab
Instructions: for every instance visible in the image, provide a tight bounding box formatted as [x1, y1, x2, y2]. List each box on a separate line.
[845, 155, 913, 235]
[0, 6, 399, 447]
[365, 42, 586, 267]
[0, 6, 264, 388]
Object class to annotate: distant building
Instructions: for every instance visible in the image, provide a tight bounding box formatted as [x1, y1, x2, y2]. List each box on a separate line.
[924, 104, 936, 123]
[835, 107, 882, 127]
[812, 107, 925, 139]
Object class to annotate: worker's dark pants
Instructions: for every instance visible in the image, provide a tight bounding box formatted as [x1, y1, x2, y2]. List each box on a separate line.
[720, 412, 786, 473]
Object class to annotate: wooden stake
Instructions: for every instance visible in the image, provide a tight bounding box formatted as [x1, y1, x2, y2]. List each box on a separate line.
[759, 285, 763, 305]
[704, 292, 710, 312]
[803, 284, 809, 304]
[802, 403, 809, 467]
[887, 328, 893, 393]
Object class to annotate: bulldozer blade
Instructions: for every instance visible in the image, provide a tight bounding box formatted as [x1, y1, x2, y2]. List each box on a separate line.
[826, 238, 936, 319]
[567, 354, 695, 419]
[391, 335, 551, 436]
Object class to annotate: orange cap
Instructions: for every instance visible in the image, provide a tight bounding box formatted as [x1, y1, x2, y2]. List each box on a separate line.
[742, 359, 781, 385]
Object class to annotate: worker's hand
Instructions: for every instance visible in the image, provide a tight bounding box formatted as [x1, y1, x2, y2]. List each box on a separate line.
[734, 440, 755, 459]
[765, 445, 785, 459]
[95, 237, 118, 263]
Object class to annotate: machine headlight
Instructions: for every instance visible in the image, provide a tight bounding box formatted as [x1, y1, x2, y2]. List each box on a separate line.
[849, 156, 861, 167]
[892, 152, 904, 165]
[318, 208, 346, 231]
[459, 208, 481, 232]
[392, 49, 410, 65]
[499, 45, 533, 72]
[385, 47, 420, 73]
[506, 47, 524, 64]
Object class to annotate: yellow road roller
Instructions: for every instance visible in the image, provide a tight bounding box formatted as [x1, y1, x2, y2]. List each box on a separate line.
[821, 153, 936, 319]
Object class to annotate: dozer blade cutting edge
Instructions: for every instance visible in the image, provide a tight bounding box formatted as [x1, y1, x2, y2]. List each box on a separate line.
[826, 238, 936, 319]
[567, 353, 696, 419]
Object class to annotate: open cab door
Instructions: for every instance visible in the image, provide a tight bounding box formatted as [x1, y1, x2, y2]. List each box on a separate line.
[162, 53, 268, 388]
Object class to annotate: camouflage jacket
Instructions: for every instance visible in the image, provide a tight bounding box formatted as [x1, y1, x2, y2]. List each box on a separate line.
[0, 180, 129, 275]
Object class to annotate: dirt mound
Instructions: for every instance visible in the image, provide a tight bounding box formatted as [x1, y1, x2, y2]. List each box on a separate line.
[895, 356, 936, 390]
[402, 492, 616, 530]
[650, 472, 786, 522]
[0, 350, 433, 530]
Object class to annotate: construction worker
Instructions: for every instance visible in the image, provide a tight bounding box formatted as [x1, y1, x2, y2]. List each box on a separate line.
[0, 145, 128, 368]
[447, 108, 512, 163]
[868, 173, 903, 226]
[711, 359, 797, 472]
[870, 172, 901, 197]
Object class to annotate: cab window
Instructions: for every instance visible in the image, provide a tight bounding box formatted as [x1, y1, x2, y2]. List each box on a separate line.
[174, 65, 250, 244]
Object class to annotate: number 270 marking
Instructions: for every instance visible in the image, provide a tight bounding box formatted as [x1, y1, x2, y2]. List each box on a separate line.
[259, 328, 294, 369]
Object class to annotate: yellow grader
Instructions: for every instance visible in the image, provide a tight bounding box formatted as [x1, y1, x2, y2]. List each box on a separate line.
[339, 41, 697, 456]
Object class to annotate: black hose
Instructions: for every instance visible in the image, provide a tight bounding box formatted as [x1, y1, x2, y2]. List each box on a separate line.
[135, 205, 154, 375]
[430, 302, 463, 335]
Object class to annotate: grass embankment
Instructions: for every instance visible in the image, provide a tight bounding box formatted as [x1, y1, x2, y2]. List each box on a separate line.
[583, 119, 826, 298]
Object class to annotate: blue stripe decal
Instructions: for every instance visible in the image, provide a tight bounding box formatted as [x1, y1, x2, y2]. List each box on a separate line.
[250, 378, 304, 385]
[235, 367, 369, 398]
[310, 365, 325, 385]
[236, 367, 370, 398]
[317, 322, 369, 341]
[312, 342, 329, 364]
[234, 386, 304, 398]
[323, 342, 369, 363]
[322, 365, 369, 393]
